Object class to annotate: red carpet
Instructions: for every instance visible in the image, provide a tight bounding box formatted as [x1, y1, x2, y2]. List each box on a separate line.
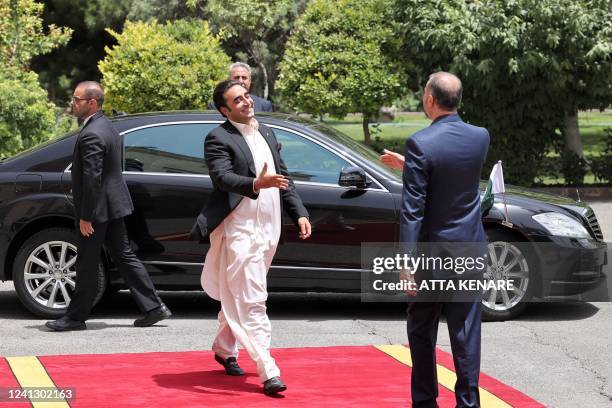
[1, 346, 543, 407]
[433, 349, 544, 408]
[0, 358, 30, 408]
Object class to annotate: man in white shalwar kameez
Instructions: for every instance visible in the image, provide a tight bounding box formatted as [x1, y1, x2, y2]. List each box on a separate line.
[197, 80, 311, 396]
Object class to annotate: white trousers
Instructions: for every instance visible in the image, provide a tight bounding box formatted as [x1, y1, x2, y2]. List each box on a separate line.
[212, 277, 280, 382]
[212, 303, 279, 382]
[212, 233, 280, 382]
[203, 198, 281, 382]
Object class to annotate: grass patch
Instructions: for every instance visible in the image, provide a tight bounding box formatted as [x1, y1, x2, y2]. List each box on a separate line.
[324, 110, 611, 185]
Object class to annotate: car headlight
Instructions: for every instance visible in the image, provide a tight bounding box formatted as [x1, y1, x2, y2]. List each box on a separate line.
[532, 212, 590, 238]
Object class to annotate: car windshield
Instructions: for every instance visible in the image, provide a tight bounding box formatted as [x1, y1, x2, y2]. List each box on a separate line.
[307, 122, 403, 181]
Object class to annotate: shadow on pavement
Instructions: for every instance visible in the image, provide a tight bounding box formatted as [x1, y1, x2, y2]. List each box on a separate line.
[0, 286, 603, 322]
[513, 301, 600, 322]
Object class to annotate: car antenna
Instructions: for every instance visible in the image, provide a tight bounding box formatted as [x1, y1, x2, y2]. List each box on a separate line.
[576, 188, 581, 202]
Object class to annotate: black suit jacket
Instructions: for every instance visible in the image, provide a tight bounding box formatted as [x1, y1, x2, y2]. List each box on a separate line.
[207, 94, 273, 112]
[190, 121, 308, 241]
[71, 111, 134, 223]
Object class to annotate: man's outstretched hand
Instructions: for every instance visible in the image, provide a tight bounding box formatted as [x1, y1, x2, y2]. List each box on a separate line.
[254, 162, 288, 190]
[379, 149, 405, 170]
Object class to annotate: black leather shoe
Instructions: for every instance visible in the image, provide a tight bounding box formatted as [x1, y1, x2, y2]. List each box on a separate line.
[214, 354, 244, 376]
[134, 304, 172, 327]
[263, 376, 287, 396]
[45, 316, 86, 331]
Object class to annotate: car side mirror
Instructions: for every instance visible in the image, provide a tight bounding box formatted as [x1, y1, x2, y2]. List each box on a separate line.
[338, 166, 371, 189]
[124, 157, 144, 172]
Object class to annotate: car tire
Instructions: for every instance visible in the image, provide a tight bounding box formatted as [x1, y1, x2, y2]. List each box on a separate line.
[13, 227, 107, 319]
[481, 229, 535, 321]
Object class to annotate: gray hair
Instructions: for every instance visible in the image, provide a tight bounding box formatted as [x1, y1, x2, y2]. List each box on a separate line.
[427, 72, 462, 111]
[228, 62, 251, 76]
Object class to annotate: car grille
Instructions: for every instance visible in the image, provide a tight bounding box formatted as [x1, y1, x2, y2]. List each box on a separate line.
[585, 208, 604, 242]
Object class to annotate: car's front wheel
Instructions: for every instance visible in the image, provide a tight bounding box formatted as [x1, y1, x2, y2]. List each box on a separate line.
[13, 228, 107, 318]
[482, 229, 535, 321]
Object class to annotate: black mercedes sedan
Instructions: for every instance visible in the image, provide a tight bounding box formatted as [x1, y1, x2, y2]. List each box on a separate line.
[0, 112, 607, 321]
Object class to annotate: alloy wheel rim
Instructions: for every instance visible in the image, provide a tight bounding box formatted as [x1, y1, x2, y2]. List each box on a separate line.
[23, 241, 77, 309]
[482, 241, 529, 312]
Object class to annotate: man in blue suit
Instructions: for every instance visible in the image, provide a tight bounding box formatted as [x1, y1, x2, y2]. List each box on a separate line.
[396, 72, 489, 407]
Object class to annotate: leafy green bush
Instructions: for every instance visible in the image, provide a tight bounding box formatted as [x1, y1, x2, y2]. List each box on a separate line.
[99, 19, 231, 113]
[392, 92, 420, 112]
[590, 128, 612, 184]
[0, 69, 64, 158]
[560, 151, 589, 186]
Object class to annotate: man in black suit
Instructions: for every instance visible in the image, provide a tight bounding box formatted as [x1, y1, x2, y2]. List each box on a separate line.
[208, 62, 273, 112]
[196, 80, 310, 396]
[46, 81, 171, 331]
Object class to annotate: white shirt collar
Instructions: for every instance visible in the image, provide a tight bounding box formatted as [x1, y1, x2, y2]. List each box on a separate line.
[83, 112, 97, 126]
[229, 118, 259, 137]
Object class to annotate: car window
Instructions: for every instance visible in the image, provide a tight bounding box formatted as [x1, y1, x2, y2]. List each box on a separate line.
[272, 128, 351, 184]
[123, 123, 216, 175]
[309, 123, 402, 180]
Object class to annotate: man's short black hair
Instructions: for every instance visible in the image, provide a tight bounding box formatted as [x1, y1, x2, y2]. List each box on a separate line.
[427, 72, 462, 111]
[212, 79, 244, 117]
[77, 81, 105, 107]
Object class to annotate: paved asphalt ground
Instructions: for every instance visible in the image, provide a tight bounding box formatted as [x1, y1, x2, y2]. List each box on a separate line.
[1, 201, 611, 407]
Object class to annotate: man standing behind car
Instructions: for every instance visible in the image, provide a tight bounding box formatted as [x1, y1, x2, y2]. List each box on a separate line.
[208, 62, 273, 112]
[46, 81, 171, 331]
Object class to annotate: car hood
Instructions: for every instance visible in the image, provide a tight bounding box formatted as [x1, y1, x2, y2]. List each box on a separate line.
[387, 180, 588, 217]
[495, 184, 589, 217]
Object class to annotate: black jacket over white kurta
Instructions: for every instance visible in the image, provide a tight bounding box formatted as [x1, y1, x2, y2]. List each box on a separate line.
[190, 120, 309, 242]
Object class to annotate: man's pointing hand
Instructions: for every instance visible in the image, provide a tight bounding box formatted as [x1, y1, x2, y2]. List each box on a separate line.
[254, 162, 288, 190]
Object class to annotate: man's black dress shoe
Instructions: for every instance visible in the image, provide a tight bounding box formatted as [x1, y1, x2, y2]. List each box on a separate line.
[263, 376, 287, 396]
[214, 354, 244, 376]
[134, 304, 172, 327]
[45, 316, 86, 331]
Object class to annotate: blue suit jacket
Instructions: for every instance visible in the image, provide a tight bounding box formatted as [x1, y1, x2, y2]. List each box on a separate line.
[208, 94, 273, 112]
[400, 114, 489, 245]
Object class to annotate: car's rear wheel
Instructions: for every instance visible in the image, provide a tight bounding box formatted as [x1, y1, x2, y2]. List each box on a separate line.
[13, 228, 107, 318]
[482, 229, 534, 321]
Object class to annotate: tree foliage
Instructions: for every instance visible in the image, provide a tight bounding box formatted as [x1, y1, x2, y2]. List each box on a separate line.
[0, 0, 71, 69]
[0, 0, 72, 158]
[394, 0, 612, 184]
[206, 0, 309, 100]
[99, 19, 231, 113]
[34, 0, 208, 103]
[127, 0, 206, 23]
[32, 0, 129, 102]
[0, 70, 66, 158]
[276, 0, 402, 144]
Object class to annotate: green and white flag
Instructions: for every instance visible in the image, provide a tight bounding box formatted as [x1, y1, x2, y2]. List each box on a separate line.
[481, 161, 505, 214]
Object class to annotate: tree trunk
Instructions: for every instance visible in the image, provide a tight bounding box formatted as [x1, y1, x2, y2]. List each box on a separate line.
[362, 115, 371, 145]
[258, 61, 269, 100]
[563, 109, 584, 158]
